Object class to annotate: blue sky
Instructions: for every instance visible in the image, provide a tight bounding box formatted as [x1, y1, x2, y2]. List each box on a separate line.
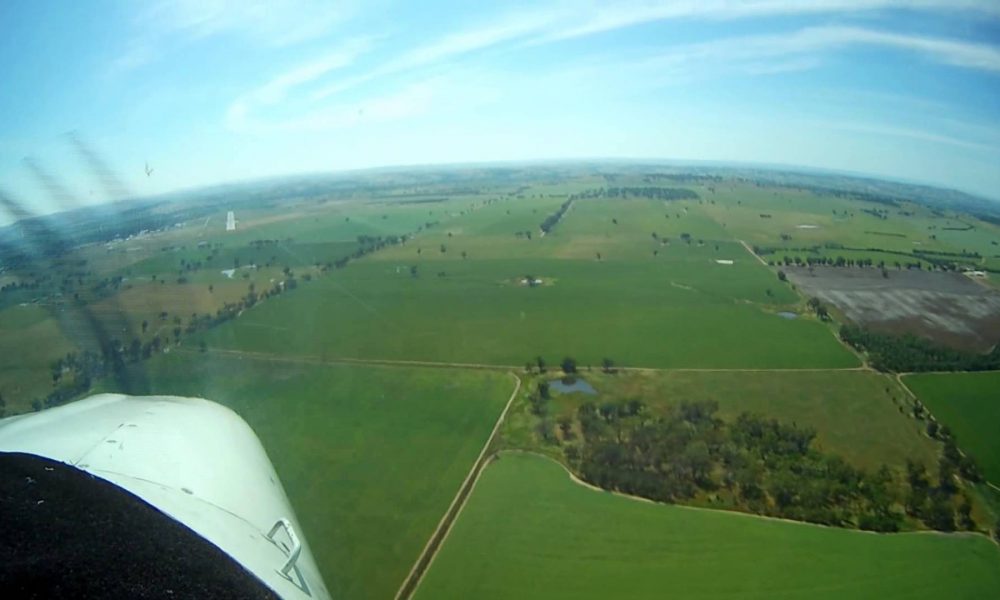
[1, 1, 999, 220]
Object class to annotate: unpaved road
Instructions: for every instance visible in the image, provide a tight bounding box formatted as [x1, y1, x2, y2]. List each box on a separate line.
[395, 373, 521, 600]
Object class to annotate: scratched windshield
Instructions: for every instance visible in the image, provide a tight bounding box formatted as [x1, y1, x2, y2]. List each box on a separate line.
[2, 2, 1000, 599]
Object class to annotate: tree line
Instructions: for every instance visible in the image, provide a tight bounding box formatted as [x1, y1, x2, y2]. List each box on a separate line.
[567, 187, 699, 201]
[561, 399, 975, 533]
[539, 199, 573, 234]
[840, 325, 1000, 372]
[14, 221, 425, 414]
[756, 242, 990, 273]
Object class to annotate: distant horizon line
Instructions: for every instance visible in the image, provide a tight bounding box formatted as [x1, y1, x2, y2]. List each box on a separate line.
[3, 156, 996, 229]
[149, 156, 998, 201]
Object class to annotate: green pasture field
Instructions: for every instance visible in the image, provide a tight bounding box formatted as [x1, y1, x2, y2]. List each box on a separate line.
[2, 279, 279, 368]
[116, 241, 355, 278]
[0, 304, 78, 413]
[218, 198, 463, 246]
[554, 195, 730, 240]
[52, 279, 257, 342]
[92, 194, 470, 282]
[416, 452, 1000, 600]
[374, 194, 569, 261]
[200, 255, 858, 369]
[905, 372, 1000, 485]
[701, 184, 1000, 261]
[198, 189, 857, 369]
[525, 369, 938, 473]
[100, 352, 513, 600]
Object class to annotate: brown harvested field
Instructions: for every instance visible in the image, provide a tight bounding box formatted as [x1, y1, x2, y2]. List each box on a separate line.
[49, 281, 253, 350]
[786, 266, 1000, 352]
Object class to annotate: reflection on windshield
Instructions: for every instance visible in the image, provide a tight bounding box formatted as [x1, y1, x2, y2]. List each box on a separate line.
[2, 2, 1000, 599]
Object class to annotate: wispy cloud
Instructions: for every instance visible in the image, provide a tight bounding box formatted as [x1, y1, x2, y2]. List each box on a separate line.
[820, 120, 999, 151]
[140, 0, 357, 46]
[222, 2, 1000, 136]
[225, 37, 440, 134]
[114, 0, 1000, 76]
[531, 0, 1000, 44]
[841, 28, 1000, 71]
[111, 0, 357, 75]
[637, 25, 1000, 78]
[308, 13, 558, 102]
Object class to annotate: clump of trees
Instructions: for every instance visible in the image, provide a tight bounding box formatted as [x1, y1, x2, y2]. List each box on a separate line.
[558, 399, 973, 532]
[806, 297, 830, 320]
[840, 325, 1000, 372]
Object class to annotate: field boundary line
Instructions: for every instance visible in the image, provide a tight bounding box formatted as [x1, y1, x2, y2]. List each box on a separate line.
[185, 347, 867, 374]
[895, 373, 918, 400]
[394, 372, 521, 600]
[738, 239, 769, 267]
[510, 451, 995, 541]
[897, 372, 1000, 495]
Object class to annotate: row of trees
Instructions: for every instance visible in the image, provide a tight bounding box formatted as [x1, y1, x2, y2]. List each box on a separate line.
[603, 187, 699, 201]
[524, 356, 619, 374]
[567, 187, 699, 201]
[539, 199, 574, 234]
[564, 399, 973, 532]
[20, 219, 426, 413]
[757, 243, 990, 273]
[768, 254, 927, 270]
[840, 325, 1000, 372]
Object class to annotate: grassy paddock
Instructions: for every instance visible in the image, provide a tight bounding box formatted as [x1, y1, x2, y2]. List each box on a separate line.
[417, 453, 1000, 600]
[102, 352, 513, 600]
[905, 372, 1000, 485]
[537, 369, 938, 472]
[0, 305, 78, 413]
[203, 257, 857, 369]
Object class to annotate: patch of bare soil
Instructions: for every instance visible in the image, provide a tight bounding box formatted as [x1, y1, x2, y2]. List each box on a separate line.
[787, 266, 1000, 352]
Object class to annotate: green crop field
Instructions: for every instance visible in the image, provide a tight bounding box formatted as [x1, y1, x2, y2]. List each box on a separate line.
[703, 184, 1000, 258]
[100, 352, 514, 600]
[905, 372, 1000, 485]
[0, 304, 78, 413]
[4, 165, 1000, 600]
[534, 369, 938, 472]
[416, 453, 1000, 599]
[201, 250, 857, 369]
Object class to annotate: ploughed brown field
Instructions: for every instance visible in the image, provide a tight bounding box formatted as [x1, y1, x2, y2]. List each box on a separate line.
[786, 266, 1000, 352]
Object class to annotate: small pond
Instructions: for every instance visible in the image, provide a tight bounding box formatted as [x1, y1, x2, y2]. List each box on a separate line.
[549, 377, 597, 395]
[776, 311, 798, 320]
